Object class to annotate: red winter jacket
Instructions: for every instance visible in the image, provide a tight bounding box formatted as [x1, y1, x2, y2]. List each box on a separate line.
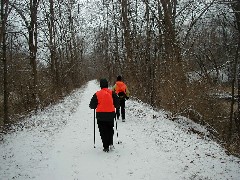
[89, 88, 120, 121]
[96, 88, 115, 112]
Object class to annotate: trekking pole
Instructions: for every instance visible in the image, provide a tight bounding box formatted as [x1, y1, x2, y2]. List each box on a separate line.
[115, 116, 119, 144]
[94, 109, 96, 148]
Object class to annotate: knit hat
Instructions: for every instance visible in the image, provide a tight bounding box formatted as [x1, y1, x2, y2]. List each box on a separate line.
[100, 78, 108, 88]
[117, 75, 122, 81]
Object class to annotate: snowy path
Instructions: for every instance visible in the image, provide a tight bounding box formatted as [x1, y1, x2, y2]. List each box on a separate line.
[0, 80, 240, 180]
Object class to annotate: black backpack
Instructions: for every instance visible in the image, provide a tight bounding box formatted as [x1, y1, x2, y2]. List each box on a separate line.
[117, 91, 126, 99]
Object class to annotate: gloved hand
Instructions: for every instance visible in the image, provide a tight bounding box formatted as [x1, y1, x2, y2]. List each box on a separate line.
[126, 96, 129, 100]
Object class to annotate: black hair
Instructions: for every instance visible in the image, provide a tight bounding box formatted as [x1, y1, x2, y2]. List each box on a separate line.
[100, 78, 108, 88]
[117, 75, 122, 81]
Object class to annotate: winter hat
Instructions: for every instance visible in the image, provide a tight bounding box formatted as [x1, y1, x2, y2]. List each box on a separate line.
[100, 78, 108, 88]
[117, 75, 122, 81]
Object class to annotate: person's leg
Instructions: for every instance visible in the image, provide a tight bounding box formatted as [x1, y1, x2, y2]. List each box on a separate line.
[116, 107, 120, 120]
[97, 121, 104, 142]
[105, 121, 114, 150]
[120, 99, 125, 120]
[97, 121, 109, 150]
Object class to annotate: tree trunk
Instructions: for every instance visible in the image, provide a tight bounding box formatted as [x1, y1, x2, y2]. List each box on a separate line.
[120, 0, 132, 68]
[228, 40, 239, 143]
[144, 0, 153, 105]
[231, 0, 240, 134]
[237, 58, 240, 135]
[48, 0, 59, 93]
[29, 0, 39, 110]
[1, 0, 9, 124]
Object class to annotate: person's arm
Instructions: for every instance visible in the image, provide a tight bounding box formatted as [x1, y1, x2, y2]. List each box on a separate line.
[112, 84, 116, 92]
[125, 86, 130, 99]
[89, 94, 98, 109]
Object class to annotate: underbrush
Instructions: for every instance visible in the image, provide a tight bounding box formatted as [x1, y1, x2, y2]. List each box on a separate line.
[175, 83, 240, 157]
[0, 80, 88, 133]
[130, 78, 240, 157]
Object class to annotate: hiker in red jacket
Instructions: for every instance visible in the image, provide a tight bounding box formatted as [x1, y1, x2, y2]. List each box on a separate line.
[112, 75, 130, 122]
[89, 79, 120, 152]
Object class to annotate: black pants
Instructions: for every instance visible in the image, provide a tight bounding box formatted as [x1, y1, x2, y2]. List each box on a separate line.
[97, 121, 114, 149]
[116, 98, 125, 120]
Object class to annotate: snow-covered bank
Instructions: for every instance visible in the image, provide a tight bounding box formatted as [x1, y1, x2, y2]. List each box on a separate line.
[0, 80, 240, 180]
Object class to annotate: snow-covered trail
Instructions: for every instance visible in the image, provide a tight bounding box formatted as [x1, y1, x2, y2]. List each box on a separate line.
[0, 80, 240, 180]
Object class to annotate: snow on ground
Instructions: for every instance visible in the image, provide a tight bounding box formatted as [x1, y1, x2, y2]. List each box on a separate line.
[0, 80, 240, 180]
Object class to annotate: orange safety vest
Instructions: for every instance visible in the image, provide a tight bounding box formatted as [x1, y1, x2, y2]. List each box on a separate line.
[96, 88, 115, 112]
[115, 81, 126, 94]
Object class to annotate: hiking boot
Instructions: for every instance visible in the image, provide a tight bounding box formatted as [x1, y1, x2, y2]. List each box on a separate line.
[109, 145, 115, 151]
[103, 148, 109, 152]
[122, 119, 125, 122]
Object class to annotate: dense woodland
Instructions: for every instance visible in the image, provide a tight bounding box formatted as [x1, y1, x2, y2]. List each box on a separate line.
[0, 0, 240, 155]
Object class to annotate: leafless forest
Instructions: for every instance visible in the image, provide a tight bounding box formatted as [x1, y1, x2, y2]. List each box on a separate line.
[1, 0, 240, 155]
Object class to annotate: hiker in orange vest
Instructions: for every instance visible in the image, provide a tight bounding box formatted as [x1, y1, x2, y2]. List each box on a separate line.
[89, 78, 120, 152]
[112, 75, 130, 122]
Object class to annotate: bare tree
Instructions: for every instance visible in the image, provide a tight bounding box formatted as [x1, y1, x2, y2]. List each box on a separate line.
[119, 0, 132, 72]
[11, 0, 40, 110]
[47, 0, 60, 93]
[1, 0, 10, 124]
[230, 0, 240, 136]
[232, 0, 240, 134]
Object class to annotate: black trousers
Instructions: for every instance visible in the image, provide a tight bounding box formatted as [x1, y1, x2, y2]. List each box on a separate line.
[97, 121, 114, 149]
[116, 98, 125, 120]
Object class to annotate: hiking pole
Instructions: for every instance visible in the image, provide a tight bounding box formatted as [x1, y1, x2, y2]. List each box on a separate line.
[115, 116, 119, 144]
[94, 109, 96, 148]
